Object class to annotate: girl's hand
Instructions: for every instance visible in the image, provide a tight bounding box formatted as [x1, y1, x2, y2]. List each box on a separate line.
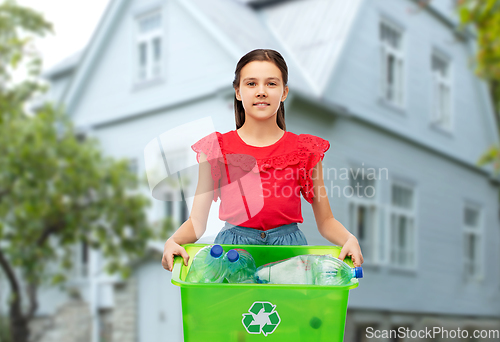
[338, 235, 364, 267]
[162, 238, 190, 272]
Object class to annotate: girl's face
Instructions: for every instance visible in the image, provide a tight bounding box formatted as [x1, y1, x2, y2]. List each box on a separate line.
[235, 60, 289, 123]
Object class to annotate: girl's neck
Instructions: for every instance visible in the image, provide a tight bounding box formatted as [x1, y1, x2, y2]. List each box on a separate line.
[237, 123, 284, 147]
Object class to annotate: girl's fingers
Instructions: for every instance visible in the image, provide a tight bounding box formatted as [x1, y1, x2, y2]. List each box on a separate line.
[179, 248, 190, 266]
[353, 252, 364, 267]
[352, 256, 358, 267]
[161, 254, 168, 270]
[338, 248, 348, 261]
[357, 251, 363, 265]
[165, 254, 173, 272]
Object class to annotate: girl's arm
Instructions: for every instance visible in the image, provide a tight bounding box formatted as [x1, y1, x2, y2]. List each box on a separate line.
[162, 152, 214, 271]
[310, 160, 364, 266]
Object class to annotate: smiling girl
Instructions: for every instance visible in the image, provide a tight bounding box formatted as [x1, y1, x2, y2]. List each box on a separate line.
[162, 49, 363, 271]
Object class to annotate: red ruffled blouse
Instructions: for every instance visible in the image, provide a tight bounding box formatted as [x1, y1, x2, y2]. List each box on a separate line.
[191, 130, 330, 231]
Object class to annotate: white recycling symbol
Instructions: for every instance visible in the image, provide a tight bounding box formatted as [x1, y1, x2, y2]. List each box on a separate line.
[242, 301, 281, 336]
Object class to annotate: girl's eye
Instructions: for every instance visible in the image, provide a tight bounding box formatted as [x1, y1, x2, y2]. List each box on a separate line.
[247, 82, 277, 86]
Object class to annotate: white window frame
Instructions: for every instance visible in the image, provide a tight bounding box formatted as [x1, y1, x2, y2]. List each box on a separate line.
[347, 167, 381, 265]
[430, 50, 453, 131]
[134, 9, 163, 84]
[379, 18, 405, 109]
[463, 203, 483, 282]
[388, 181, 416, 270]
[160, 148, 191, 224]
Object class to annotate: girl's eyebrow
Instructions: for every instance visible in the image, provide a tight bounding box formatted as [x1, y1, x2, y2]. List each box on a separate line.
[243, 77, 280, 82]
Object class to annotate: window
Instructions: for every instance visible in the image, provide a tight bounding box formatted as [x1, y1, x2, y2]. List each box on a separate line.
[348, 174, 378, 263]
[76, 240, 89, 278]
[463, 204, 481, 280]
[135, 10, 163, 82]
[431, 52, 452, 130]
[380, 19, 404, 108]
[162, 149, 190, 223]
[389, 183, 415, 268]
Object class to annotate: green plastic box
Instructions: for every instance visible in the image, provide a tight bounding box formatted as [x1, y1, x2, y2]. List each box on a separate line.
[171, 244, 359, 342]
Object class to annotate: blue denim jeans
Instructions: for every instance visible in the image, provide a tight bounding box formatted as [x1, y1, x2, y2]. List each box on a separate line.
[214, 221, 308, 245]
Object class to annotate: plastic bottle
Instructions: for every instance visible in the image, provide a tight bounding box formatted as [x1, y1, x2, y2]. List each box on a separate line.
[223, 249, 257, 283]
[313, 255, 363, 286]
[255, 255, 317, 285]
[255, 255, 363, 285]
[185, 245, 226, 283]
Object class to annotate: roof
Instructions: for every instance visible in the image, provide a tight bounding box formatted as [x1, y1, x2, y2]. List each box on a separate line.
[41, 49, 84, 79]
[188, 0, 362, 95]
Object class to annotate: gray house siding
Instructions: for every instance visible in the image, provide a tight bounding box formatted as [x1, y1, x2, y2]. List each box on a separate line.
[333, 119, 499, 316]
[136, 260, 183, 342]
[327, 0, 498, 170]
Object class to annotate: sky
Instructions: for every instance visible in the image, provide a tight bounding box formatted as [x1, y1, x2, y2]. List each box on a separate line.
[17, 0, 111, 73]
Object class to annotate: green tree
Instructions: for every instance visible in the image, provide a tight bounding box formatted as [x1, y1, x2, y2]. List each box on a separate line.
[456, 0, 500, 172]
[0, 1, 169, 341]
[0, 0, 50, 122]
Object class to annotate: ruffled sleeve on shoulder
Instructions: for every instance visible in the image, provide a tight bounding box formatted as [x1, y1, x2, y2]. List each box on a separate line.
[191, 132, 223, 202]
[297, 134, 330, 204]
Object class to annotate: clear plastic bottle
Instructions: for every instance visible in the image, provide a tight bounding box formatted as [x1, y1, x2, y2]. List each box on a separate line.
[255, 255, 317, 284]
[255, 255, 363, 285]
[185, 244, 226, 283]
[313, 255, 363, 286]
[223, 249, 257, 283]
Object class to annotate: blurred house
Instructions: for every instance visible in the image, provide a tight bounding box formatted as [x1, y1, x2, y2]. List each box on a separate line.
[22, 0, 500, 341]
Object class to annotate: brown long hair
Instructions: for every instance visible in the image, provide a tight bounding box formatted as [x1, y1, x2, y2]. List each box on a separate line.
[232, 49, 288, 130]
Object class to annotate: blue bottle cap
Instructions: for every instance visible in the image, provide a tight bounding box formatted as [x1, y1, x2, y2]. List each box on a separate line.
[227, 249, 239, 262]
[210, 244, 223, 258]
[354, 267, 363, 278]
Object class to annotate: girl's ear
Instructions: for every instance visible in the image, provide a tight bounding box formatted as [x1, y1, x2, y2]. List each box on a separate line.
[235, 87, 241, 101]
[281, 85, 289, 102]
